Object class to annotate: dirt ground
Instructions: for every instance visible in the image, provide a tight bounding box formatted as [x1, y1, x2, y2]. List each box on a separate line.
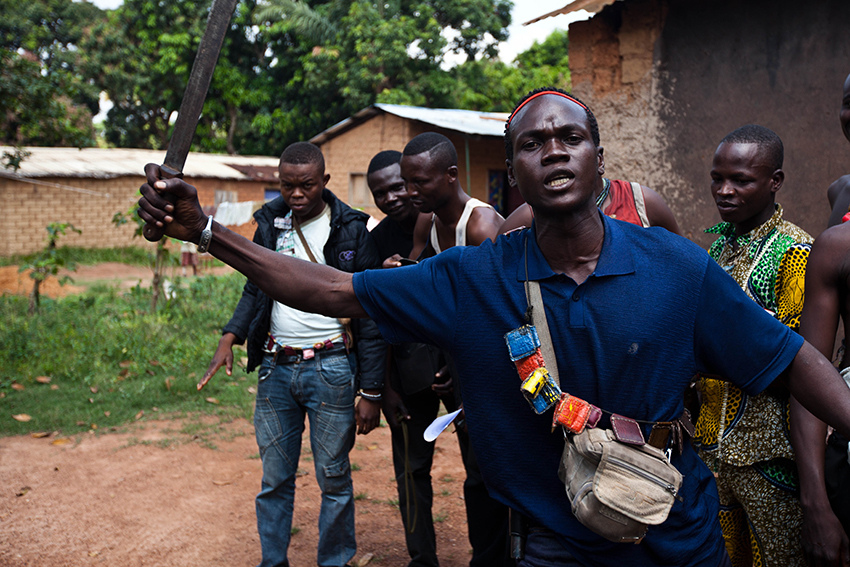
[0, 264, 472, 567]
[0, 418, 472, 567]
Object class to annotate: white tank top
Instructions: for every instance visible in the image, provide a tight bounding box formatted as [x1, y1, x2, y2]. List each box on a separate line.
[429, 198, 492, 252]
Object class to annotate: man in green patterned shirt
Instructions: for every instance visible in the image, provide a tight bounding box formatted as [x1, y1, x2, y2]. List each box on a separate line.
[694, 125, 812, 567]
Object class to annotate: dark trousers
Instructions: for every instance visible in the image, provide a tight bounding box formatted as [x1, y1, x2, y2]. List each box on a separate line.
[456, 425, 512, 567]
[826, 431, 850, 534]
[390, 387, 442, 567]
[517, 527, 733, 567]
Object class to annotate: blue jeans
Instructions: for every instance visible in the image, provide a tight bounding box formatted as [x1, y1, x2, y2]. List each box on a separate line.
[254, 350, 357, 567]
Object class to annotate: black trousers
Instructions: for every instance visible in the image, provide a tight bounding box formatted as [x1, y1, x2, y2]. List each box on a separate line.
[390, 386, 442, 567]
[826, 431, 850, 534]
[389, 390, 511, 567]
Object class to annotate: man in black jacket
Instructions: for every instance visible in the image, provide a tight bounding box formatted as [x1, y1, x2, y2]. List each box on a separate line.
[199, 142, 385, 567]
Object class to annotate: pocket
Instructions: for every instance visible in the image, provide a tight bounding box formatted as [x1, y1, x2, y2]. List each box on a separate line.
[322, 456, 352, 494]
[594, 440, 682, 525]
[318, 353, 355, 390]
[257, 356, 274, 382]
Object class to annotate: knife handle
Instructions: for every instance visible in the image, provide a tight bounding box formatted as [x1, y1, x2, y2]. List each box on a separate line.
[142, 164, 184, 242]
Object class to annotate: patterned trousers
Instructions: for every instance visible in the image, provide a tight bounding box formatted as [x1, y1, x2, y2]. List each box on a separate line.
[713, 460, 804, 567]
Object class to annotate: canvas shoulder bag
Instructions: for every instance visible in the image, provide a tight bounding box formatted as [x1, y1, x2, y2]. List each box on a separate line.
[525, 279, 683, 544]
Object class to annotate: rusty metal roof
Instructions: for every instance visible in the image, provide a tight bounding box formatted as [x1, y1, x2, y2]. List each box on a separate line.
[523, 0, 617, 26]
[309, 104, 510, 145]
[0, 146, 279, 180]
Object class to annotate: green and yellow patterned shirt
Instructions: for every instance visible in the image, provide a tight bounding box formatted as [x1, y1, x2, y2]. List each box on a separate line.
[694, 204, 812, 472]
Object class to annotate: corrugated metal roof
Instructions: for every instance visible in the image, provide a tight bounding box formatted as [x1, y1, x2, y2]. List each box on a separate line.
[0, 146, 279, 180]
[310, 104, 510, 145]
[523, 0, 617, 26]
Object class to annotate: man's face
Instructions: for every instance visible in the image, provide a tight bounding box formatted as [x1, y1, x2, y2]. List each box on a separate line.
[841, 74, 850, 143]
[710, 142, 781, 233]
[399, 152, 452, 214]
[506, 96, 603, 216]
[368, 163, 416, 222]
[278, 161, 328, 222]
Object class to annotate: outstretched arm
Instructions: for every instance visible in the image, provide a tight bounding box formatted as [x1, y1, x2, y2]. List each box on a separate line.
[137, 164, 368, 319]
[793, 230, 850, 566]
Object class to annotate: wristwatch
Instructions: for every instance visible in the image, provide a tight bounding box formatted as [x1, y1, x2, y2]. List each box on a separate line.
[197, 215, 214, 253]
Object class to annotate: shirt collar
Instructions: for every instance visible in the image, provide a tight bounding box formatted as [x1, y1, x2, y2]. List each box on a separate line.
[705, 203, 784, 243]
[517, 213, 636, 282]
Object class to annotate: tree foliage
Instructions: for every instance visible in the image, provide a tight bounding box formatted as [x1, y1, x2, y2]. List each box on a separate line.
[2, 0, 575, 157]
[0, 0, 102, 146]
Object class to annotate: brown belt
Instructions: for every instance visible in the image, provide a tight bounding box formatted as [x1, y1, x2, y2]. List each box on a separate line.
[647, 408, 695, 454]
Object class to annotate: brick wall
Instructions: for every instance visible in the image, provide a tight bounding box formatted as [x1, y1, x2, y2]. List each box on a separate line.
[0, 175, 273, 257]
[321, 112, 412, 219]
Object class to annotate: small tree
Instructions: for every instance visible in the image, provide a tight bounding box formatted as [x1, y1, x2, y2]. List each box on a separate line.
[19, 222, 81, 315]
[112, 206, 172, 311]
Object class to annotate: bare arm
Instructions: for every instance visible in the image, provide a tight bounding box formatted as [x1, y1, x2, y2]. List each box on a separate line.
[827, 176, 850, 228]
[407, 213, 432, 260]
[137, 165, 368, 319]
[793, 229, 850, 566]
[783, 339, 850, 443]
[642, 185, 681, 235]
[500, 203, 533, 234]
[466, 207, 505, 246]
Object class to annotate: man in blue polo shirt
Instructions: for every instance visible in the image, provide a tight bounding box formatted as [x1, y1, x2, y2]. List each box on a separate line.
[137, 89, 850, 567]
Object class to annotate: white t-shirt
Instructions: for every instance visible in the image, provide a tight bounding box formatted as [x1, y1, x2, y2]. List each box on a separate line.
[269, 205, 344, 348]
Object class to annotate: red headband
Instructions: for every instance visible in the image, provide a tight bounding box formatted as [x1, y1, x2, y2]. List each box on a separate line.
[506, 91, 587, 126]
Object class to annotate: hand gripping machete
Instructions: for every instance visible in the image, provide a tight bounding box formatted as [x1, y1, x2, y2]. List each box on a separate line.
[143, 0, 240, 242]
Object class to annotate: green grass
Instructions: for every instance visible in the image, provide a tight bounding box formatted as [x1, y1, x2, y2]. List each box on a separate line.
[0, 246, 154, 268]
[0, 271, 256, 436]
[433, 511, 448, 523]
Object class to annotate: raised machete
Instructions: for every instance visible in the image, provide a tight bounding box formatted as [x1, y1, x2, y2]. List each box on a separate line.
[143, 0, 240, 241]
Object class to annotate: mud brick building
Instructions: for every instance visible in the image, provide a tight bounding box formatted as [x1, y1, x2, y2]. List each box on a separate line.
[0, 148, 279, 257]
[536, 0, 850, 244]
[310, 104, 522, 219]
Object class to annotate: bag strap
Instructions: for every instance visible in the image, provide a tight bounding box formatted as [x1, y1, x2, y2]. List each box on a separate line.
[291, 212, 353, 352]
[525, 280, 560, 389]
[292, 218, 320, 264]
[523, 234, 560, 389]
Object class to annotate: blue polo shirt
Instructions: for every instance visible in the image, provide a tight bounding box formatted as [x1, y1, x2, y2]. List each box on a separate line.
[352, 214, 803, 567]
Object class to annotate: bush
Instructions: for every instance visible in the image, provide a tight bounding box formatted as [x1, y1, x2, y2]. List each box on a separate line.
[0, 273, 255, 436]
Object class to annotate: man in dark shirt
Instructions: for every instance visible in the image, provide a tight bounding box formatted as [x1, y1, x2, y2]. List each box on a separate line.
[367, 150, 447, 567]
[137, 89, 850, 567]
[367, 150, 419, 263]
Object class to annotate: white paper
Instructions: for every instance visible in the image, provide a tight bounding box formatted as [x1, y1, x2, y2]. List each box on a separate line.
[423, 409, 463, 442]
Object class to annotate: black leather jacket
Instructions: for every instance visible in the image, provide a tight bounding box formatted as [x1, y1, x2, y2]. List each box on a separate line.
[222, 189, 386, 389]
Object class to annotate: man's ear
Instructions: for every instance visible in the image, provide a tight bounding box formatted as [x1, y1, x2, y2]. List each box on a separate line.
[506, 159, 517, 189]
[323, 173, 331, 187]
[770, 169, 784, 194]
[597, 146, 605, 176]
[446, 164, 458, 184]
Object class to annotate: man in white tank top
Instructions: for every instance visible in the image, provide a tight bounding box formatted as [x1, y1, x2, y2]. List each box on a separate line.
[399, 133, 512, 567]
[403, 132, 504, 259]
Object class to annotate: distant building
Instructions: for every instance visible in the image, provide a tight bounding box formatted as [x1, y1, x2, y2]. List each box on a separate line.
[310, 104, 522, 220]
[530, 0, 850, 244]
[0, 147, 279, 256]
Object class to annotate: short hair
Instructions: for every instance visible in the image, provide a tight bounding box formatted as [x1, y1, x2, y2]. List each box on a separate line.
[280, 142, 325, 172]
[367, 150, 402, 176]
[720, 125, 784, 171]
[402, 132, 458, 172]
[504, 87, 600, 161]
